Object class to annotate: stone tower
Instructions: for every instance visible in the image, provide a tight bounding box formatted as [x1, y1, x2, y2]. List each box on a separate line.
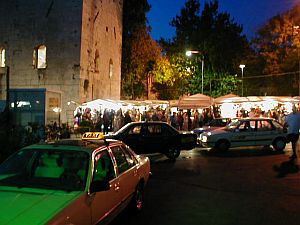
[0, 0, 123, 124]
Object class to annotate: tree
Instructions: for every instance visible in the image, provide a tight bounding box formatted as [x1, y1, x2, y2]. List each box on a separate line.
[121, 0, 151, 98]
[167, 0, 249, 96]
[123, 27, 162, 99]
[151, 53, 194, 99]
[249, 4, 300, 95]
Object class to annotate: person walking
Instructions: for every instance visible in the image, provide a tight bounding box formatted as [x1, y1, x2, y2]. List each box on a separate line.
[284, 105, 300, 159]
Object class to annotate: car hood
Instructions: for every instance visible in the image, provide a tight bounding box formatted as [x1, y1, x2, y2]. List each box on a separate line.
[193, 126, 222, 133]
[204, 127, 229, 135]
[0, 186, 81, 225]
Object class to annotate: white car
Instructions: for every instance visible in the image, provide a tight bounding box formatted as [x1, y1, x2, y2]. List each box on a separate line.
[200, 117, 288, 152]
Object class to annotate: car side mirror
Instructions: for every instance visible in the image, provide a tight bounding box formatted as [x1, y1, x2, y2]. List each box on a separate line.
[90, 180, 110, 193]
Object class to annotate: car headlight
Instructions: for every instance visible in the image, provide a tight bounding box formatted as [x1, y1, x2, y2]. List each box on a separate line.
[202, 135, 208, 143]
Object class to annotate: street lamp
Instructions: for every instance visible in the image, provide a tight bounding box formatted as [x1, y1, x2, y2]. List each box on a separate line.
[293, 25, 300, 96]
[239, 64, 245, 96]
[186, 50, 204, 94]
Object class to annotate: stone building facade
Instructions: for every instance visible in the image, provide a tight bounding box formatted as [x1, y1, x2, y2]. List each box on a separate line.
[0, 0, 123, 124]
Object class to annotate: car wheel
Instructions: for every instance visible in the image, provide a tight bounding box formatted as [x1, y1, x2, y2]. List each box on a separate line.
[215, 140, 230, 152]
[166, 147, 180, 160]
[273, 138, 286, 151]
[131, 182, 144, 212]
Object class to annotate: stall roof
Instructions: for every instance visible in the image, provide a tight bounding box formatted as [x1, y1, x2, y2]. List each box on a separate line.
[177, 93, 214, 109]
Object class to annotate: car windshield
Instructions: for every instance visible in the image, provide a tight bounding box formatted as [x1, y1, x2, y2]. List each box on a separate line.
[225, 118, 240, 130]
[0, 149, 89, 192]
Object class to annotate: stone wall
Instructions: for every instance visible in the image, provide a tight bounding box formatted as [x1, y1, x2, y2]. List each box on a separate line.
[0, 0, 123, 124]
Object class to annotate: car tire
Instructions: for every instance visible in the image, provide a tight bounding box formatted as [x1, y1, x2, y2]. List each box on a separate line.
[131, 182, 144, 212]
[215, 140, 230, 152]
[166, 147, 181, 160]
[272, 138, 286, 151]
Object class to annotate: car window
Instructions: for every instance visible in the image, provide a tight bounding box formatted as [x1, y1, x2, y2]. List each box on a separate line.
[121, 145, 138, 166]
[147, 124, 162, 134]
[128, 125, 142, 134]
[272, 120, 284, 129]
[93, 150, 116, 182]
[257, 120, 274, 131]
[0, 149, 89, 191]
[0, 150, 35, 174]
[111, 147, 128, 175]
[35, 151, 89, 190]
[239, 121, 255, 131]
[111, 146, 135, 175]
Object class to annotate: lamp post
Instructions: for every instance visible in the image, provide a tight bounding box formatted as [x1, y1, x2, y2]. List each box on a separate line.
[239, 64, 245, 96]
[293, 25, 300, 96]
[186, 50, 204, 94]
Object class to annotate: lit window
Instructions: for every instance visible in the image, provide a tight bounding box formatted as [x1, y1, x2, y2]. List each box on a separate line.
[33, 45, 47, 69]
[0, 48, 5, 67]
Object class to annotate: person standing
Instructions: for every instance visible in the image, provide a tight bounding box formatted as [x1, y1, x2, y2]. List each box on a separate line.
[284, 105, 300, 159]
[170, 112, 177, 128]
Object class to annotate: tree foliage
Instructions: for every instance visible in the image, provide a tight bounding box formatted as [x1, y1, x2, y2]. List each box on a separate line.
[166, 0, 249, 96]
[121, 0, 152, 98]
[249, 4, 300, 95]
[125, 27, 162, 98]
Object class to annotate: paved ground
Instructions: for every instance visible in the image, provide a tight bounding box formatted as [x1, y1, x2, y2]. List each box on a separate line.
[111, 144, 300, 225]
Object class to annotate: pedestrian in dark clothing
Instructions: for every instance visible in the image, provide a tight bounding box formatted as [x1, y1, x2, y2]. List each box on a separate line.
[176, 112, 183, 130]
[284, 105, 300, 159]
[170, 112, 177, 128]
[124, 111, 132, 125]
[103, 109, 110, 134]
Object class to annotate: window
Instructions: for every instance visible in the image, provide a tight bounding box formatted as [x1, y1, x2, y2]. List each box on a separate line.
[109, 59, 113, 78]
[239, 121, 255, 132]
[93, 150, 116, 182]
[147, 124, 162, 134]
[111, 146, 135, 174]
[33, 45, 47, 69]
[0, 48, 5, 67]
[128, 125, 142, 134]
[257, 120, 273, 131]
[94, 50, 99, 72]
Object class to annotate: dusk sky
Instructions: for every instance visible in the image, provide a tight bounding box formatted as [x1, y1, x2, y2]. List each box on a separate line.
[147, 0, 298, 40]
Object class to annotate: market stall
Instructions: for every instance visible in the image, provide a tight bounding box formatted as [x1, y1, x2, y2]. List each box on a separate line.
[177, 93, 214, 109]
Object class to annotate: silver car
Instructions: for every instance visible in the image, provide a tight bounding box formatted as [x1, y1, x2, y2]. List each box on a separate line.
[200, 117, 288, 152]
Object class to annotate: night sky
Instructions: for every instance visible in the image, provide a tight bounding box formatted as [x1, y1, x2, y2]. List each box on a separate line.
[147, 0, 297, 40]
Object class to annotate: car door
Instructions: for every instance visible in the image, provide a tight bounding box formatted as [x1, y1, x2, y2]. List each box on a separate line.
[90, 149, 121, 225]
[141, 123, 170, 153]
[230, 120, 256, 147]
[110, 145, 139, 207]
[118, 124, 145, 153]
[255, 119, 277, 146]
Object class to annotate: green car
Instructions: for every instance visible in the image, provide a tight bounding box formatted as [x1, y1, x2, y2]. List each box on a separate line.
[0, 133, 151, 225]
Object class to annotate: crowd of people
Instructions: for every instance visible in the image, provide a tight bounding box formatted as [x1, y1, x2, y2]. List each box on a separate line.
[73, 106, 218, 133]
[72, 103, 298, 134]
[74, 107, 169, 133]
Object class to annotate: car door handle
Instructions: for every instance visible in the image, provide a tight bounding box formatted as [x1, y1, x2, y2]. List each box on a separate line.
[114, 183, 120, 191]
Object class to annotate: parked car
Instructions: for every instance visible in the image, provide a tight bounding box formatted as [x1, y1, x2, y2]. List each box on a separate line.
[200, 117, 288, 152]
[106, 121, 197, 160]
[193, 117, 233, 145]
[0, 132, 151, 225]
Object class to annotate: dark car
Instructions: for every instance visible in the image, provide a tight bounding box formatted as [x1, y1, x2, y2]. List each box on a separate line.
[106, 121, 197, 160]
[193, 118, 233, 145]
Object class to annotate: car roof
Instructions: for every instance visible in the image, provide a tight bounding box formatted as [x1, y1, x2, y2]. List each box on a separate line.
[236, 117, 274, 121]
[128, 121, 169, 125]
[21, 138, 123, 154]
